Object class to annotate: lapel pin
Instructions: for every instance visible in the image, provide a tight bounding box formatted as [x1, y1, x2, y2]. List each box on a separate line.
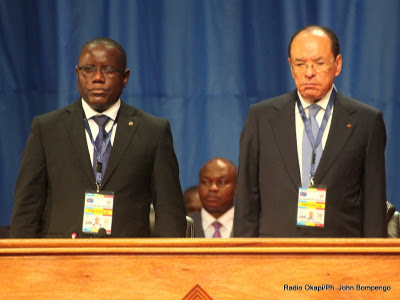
[346, 123, 352, 128]
[129, 121, 133, 126]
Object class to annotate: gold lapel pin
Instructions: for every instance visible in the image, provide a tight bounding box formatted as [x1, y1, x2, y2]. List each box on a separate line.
[129, 121, 133, 126]
[346, 123, 352, 128]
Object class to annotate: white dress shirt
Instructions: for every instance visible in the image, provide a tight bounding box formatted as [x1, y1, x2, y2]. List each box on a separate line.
[295, 86, 335, 183]
[82, 99, 120, 167]
[201, 206, 234, 238]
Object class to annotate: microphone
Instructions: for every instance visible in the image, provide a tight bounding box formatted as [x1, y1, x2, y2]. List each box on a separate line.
[67, 226, 79, 239]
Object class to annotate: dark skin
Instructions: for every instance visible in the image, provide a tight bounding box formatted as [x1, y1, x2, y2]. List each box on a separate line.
[183, 189, 202, 215]
[198, 158, 237, 219]
[75, 43, 130, 112]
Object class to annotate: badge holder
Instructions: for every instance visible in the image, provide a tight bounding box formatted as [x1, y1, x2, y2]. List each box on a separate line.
[82, 191, 114, 236]
[297, 185, 326, 228]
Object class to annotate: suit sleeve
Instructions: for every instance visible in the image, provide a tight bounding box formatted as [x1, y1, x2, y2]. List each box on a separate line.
[363, 111, 387, 237]
[10, 117, 47, 238]
[233, 106, 260, 237]
[151, 120, 187, 237]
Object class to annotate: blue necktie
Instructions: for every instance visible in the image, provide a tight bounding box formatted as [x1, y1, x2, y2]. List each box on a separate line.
[302, 104, 322, 188]
[92, 115, 112, 181]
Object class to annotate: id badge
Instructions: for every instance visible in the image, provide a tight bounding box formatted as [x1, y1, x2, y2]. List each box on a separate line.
[82, 191, 114, 235]
[297, 187, 326, 227]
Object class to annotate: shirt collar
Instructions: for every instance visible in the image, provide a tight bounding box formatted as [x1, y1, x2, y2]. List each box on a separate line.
[296, 85, 334, 111]
[81, 98, 121, 121]
[200, 206, 234, 228]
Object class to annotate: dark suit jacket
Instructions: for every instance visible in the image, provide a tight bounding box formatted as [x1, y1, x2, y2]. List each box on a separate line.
[388, 212, 399, 238]
[0, 226, 9, 238]
[190, 212, 205, 237]
[233, 90, 387, 237]
[11, 100, 187, 238]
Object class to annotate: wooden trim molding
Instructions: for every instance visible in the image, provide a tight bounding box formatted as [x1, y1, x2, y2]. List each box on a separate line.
[1, 238, 399, 299]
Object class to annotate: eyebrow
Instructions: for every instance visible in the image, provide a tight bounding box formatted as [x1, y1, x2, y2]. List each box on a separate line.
[201, 176, 227, 180]
[293, 56, 325, 62]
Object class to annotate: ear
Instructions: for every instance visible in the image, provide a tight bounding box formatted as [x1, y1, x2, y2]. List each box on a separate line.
[122, 69, 130, 87]
[288, 57, 295, 78]
[334, 54, 342, 77]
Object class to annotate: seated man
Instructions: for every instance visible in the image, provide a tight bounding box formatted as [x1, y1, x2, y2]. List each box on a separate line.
[190, 158, 237, 238]
[183, 185, 202, 215]
[387, 202, 400, 238]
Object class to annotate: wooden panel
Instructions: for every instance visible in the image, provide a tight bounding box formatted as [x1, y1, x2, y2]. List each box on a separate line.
[0, 239, 399, 299]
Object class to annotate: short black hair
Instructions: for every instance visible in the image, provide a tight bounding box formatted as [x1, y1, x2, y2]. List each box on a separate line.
[288, 25, 340, 59]
[79, 37, 127, 69]
[184, 185, 199, 195]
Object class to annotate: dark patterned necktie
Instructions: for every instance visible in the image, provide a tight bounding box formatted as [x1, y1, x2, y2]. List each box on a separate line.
[92, 115, 112, 180]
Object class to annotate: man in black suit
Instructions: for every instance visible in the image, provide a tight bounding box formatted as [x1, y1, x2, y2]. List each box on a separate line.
[233, 25, 387, 237]
[11, 38, 187, 238]
[191, 158, 237, 238]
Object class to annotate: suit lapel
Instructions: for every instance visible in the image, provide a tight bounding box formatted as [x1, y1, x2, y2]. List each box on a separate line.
[101, 101, 139, 187]
[62, 100, 97, 190]
[313, 93, 356, 184]
[270, 92, 301, 190]
[192, 213, 205, 237]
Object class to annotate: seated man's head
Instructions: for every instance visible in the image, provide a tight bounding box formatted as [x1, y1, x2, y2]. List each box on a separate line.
[198, 158, 237, 219]
[183, 186, 202, 215]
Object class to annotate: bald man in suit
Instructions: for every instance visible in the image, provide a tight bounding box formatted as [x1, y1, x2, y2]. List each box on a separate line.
[191, 158, 237, 238]
[234, 26, 387, 238]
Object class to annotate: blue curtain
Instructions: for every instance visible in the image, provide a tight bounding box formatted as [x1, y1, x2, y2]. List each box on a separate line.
[1, 0, 399, 226]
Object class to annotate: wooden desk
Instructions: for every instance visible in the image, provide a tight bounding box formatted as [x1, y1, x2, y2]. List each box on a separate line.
[0, 239, 399, 299]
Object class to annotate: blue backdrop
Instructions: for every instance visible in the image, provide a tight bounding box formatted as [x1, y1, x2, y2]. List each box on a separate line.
[1, 0, 399, 226]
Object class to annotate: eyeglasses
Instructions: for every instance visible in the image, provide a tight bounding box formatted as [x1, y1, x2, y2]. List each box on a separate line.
[291, 58, 336, 74]
[77, 66, 125, 78]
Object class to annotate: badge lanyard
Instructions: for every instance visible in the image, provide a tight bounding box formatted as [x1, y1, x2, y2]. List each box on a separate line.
[296, 89, 336, 185]
[83, 114, 115, 191]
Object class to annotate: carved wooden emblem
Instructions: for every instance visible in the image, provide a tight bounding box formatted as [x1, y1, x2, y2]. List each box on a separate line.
[182, 284, 214, 300]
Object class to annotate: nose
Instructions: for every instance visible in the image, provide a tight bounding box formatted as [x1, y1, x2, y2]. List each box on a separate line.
[304, 64, 316, 77]
[209, 182, 219, 191]
[92, 69, 106, 82]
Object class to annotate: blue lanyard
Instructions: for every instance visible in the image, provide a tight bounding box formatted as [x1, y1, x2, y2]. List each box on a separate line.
[83, 114, 115, 189]
[296, 89, 336, 180]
